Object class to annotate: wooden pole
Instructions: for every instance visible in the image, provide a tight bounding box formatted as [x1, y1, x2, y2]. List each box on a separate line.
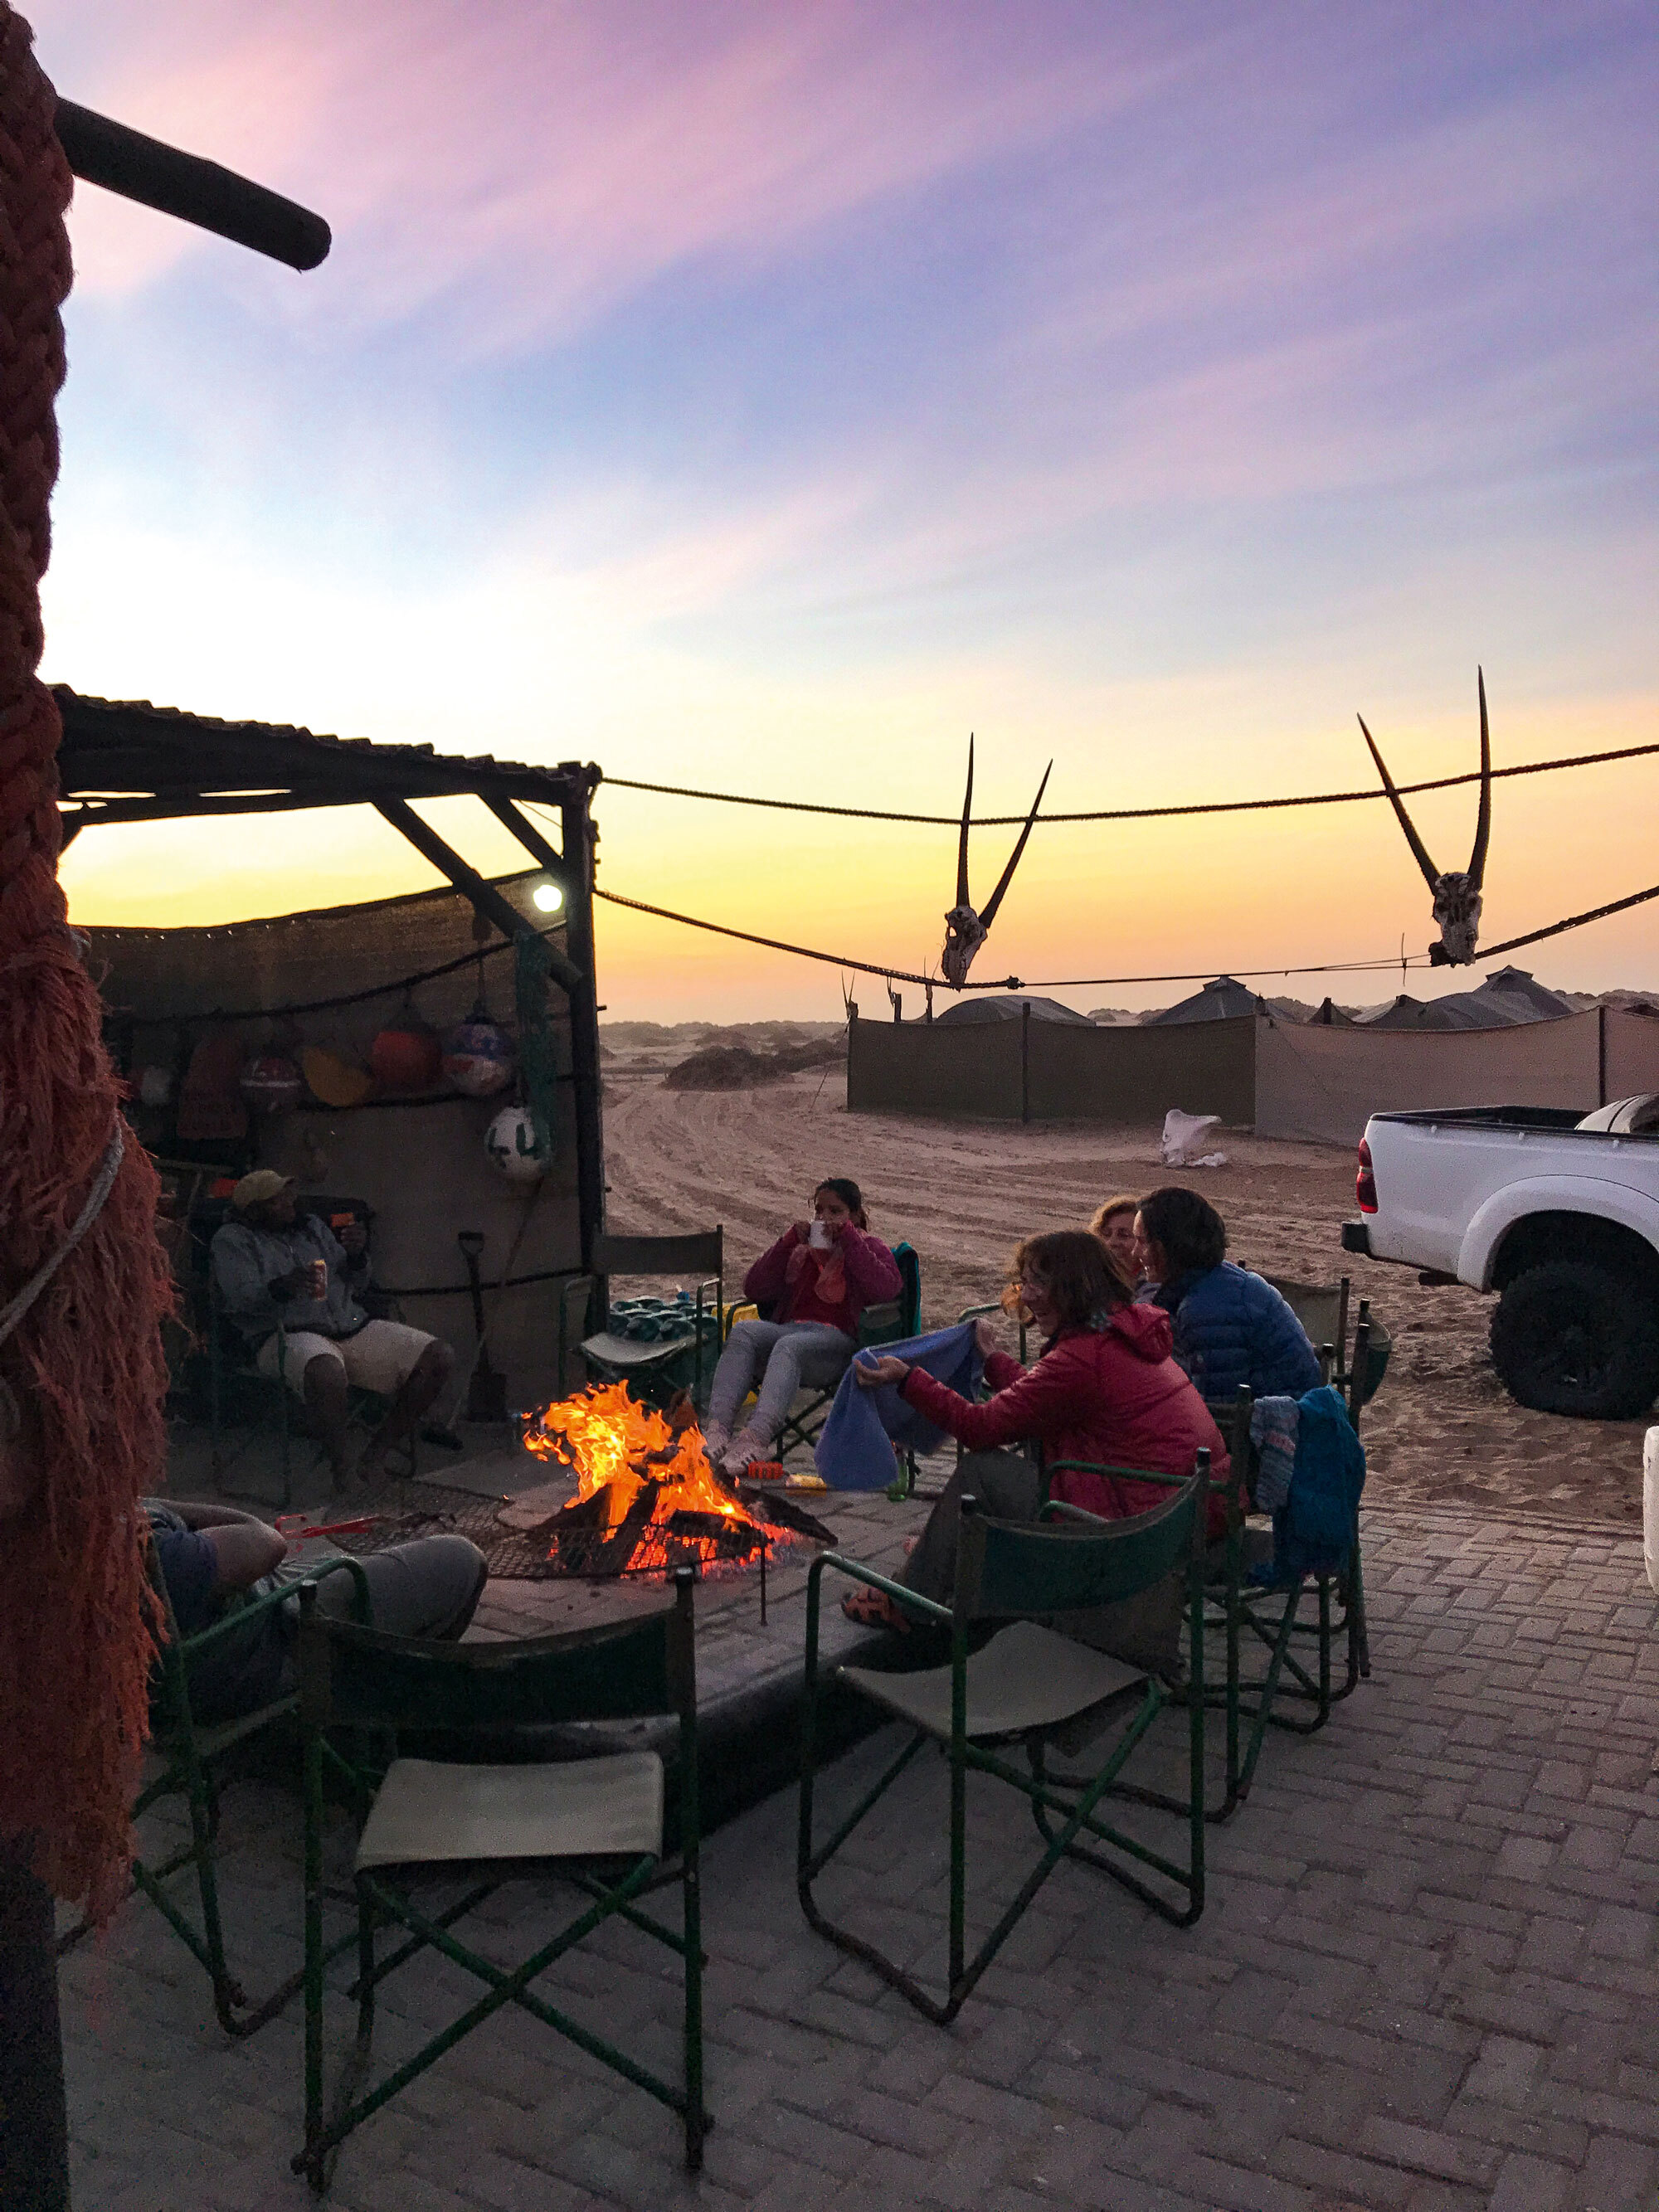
[557, 792, 607, 1306]
[54, 100, 328, 270]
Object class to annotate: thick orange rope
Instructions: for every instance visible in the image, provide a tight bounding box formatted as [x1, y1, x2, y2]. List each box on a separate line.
[0, 7, 170, 1918]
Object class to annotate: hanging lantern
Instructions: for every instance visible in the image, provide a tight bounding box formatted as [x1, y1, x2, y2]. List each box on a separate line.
[369, 1000, 442, 1094]
[240, 1053, 305, 1115]
[443, 1001, 515, 1096]
[485, 1103, 547, 1182]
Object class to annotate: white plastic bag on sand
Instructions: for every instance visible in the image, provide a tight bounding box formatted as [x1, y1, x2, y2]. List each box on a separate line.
[1160, 1109, 1228, 1169]
[1644, 1428, 1659, 1597]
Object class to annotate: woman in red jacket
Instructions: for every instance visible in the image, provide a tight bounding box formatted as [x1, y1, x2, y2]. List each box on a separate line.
[845, 1227, 1227, 1626]
[702, 1178, 902, 1476]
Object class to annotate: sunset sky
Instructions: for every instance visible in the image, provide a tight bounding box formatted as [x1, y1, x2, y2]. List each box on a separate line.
[36, 1, 1658, 1018]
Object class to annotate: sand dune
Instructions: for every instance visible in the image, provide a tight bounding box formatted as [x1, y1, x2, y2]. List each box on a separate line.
[602, 1068, 1650, 1527]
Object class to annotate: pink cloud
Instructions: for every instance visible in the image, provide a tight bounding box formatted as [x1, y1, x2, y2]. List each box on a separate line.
[42, 2, 1194, 341]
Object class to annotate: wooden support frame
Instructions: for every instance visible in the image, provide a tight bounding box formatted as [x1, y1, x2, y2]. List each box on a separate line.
[373, 799, 583, 998]
[478, 794, 608, 1285]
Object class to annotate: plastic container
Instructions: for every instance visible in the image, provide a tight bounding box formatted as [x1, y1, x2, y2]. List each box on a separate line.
[1645, 1428, 1659, 1597]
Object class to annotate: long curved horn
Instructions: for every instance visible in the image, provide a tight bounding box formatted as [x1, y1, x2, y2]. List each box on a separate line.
[1358, 713, 1440, 890]
[979, 759, 1053, 929]
[1467, 667, 1491, 891]
[956, 735, 975, 909]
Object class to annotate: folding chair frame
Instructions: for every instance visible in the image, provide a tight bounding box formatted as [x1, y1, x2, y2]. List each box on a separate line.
[60, 1548, 372, 2036]
[293, 1567, 708, 2190]
[797, 1466, 1209, 2025]
[576, 1228, 725, 1411]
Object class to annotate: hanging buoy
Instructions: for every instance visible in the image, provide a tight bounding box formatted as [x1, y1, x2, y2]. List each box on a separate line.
[369, 1001, 442, 1093]
[443, 1001, 515, 1096]
[300, 1044, 373, 1109]
[239, 1052, 304, 1114]
[485, 1103, 546, 1182]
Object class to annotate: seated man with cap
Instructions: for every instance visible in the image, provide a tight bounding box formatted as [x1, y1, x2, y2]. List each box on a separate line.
[211, 1170, 455, 1490]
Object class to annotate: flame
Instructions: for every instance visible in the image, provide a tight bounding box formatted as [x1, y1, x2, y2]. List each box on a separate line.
[523, 1382, 750, 1534]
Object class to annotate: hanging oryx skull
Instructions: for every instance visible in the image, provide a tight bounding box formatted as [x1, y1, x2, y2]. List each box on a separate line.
[1357, 668, 1493, 967]
[941, 737, 1053, 989]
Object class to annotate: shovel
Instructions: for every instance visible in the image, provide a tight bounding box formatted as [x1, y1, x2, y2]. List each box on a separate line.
[458, 1229, 509, 1422]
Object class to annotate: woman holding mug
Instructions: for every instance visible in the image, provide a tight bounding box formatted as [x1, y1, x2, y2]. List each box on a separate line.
[702, 1178, 902, 1476]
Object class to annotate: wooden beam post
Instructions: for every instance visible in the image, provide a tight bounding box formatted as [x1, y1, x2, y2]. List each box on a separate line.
[372, 799, 583, 997]
[556, 792, 608, 1295]
[54, 100, 329, 270]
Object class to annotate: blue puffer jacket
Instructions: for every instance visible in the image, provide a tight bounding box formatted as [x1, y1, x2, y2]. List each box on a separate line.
[1155, 1262, 1322, 1403]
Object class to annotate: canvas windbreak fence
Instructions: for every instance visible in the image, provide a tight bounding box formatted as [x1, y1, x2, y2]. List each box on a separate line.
[847, 1007, 1659, 1146]
[92, 871, 582, 1403]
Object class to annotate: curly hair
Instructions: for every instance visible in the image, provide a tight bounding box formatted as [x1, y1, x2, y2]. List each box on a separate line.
[1009, 1228, 1129, 1331]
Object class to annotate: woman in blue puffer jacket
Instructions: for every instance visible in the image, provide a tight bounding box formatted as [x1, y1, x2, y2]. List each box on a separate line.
[1133, 1186, 1321, 1403]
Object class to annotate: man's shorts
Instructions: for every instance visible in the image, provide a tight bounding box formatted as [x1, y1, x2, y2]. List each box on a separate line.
[257, 1320, 435, 1398]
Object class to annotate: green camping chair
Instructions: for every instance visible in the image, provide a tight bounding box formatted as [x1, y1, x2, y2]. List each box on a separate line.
[797, 1457, 1209, 2025]
[1167, 1324, 1371, 1818]
[292, 1568, 708, 2191]
[578, 1229, 724, 1410]
[720, 1240, 922, 1473]
[769, 1241, 922, 1465]
[1213, 1312, 1374, 1788]
[60, 1542, 372, 2037]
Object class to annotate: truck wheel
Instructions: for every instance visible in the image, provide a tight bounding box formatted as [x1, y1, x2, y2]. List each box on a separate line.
[1490, 1262, 1659, 1419]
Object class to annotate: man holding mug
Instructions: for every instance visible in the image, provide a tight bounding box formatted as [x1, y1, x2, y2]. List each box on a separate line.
[209, 1171, 454, 1490]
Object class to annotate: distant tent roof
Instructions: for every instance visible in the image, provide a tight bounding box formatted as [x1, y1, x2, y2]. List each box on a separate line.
[1146, 977, 1263, 1026]
[934, 994, 1092, 1027]
[1479, 966, 1574, 1018]
[1362, 986, 1554, 1032]
[1310, 997, 1355, 1027]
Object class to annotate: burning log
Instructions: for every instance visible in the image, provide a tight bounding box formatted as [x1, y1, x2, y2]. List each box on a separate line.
[523, 1381, 817, 1580]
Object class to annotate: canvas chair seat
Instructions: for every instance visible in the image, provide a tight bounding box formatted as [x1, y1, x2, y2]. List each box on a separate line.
[841, 1621, 1143, 1744]
[580, 1327, 698, 1369]
[358, 1753, 664, 1870]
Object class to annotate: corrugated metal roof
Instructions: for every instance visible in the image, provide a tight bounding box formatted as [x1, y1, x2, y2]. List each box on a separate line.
[52, 688, 599, 809]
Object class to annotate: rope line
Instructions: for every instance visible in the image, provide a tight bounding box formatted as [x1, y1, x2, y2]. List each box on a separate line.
[601, 737, 1659, 829]
[593, 883, 1428, 990]
[596, 871, 1659, 994]
[1479, 881, 1659, 960]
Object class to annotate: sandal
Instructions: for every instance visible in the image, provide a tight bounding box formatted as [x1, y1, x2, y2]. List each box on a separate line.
[840, 1584, 912, 1632]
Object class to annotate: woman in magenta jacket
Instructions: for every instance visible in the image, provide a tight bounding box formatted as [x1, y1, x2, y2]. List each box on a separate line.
[846, 1228, 1227, 1629]
[702, 1177, 902, 1477]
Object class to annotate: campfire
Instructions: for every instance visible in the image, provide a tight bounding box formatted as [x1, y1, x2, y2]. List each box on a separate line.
[520, 1382, 812, 1578]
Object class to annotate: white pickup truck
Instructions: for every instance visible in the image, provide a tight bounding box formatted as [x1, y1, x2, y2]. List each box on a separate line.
[1341, 1093, 1659, 1419]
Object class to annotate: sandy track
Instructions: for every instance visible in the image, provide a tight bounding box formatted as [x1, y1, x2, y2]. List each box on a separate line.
[601, 1068, 1651, 1527]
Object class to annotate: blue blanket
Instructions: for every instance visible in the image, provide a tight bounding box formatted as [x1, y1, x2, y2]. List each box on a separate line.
[813, 1322, 983, 1491]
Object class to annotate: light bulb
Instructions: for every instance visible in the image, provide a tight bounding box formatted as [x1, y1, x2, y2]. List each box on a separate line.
[533, 880, 563, 913]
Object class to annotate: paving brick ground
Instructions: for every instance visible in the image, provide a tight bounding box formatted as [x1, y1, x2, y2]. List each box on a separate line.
[61, 1500, 1659, 2212]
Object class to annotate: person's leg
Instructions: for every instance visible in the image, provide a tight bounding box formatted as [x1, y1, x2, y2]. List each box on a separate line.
[897, 1451, 1042, 1603]
[747, 1325, 856, 1446]
[341, 1325, 455, 1480]
[703, 1320, 784, 1440]
[313, 1534, 488, 1641]
[296, 1353, 352, 1486]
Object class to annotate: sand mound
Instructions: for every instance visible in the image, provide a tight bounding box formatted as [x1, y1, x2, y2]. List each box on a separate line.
[664, 1038, 844, 1091]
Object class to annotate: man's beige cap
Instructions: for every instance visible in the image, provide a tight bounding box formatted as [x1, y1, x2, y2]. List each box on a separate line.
[230, 1169, 295, 1211]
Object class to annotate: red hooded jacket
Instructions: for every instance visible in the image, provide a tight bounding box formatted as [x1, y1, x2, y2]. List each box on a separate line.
[899, 1304, 1231, 1538]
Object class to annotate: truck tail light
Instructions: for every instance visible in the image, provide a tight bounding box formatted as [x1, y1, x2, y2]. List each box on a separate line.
[1355, 1138, 1377, 1214]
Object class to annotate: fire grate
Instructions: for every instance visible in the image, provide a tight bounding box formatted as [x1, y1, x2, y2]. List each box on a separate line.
[323, 1477, 835, 1585]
